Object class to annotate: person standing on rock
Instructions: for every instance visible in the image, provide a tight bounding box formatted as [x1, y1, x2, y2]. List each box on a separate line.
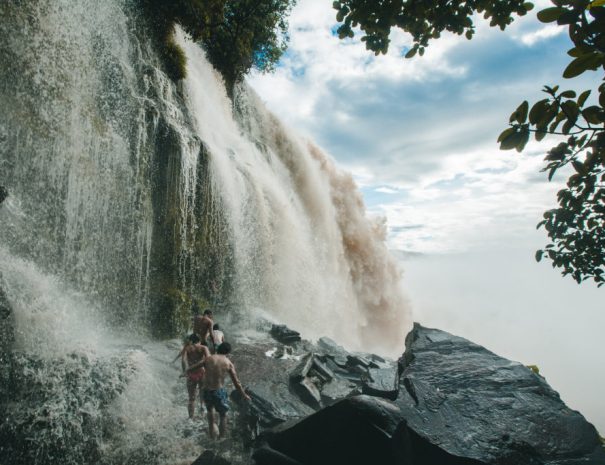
[212, 324, 224, 349]
[181, 333, 210, 419]
[193, 309, 215, 348]
[185, 342, 251, 439]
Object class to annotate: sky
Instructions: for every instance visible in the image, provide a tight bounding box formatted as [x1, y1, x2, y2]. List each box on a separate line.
[248, 0, 605, 433]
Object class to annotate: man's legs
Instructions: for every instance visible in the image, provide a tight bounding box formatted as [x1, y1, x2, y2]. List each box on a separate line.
[187, 379, 196, 419]
[207, 406, 217, 439]
[197, 380, 205, 415]
[218, 412, 228, 439]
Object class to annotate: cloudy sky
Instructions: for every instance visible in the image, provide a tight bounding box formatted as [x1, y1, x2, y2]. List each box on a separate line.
[248, 0, 604, 432]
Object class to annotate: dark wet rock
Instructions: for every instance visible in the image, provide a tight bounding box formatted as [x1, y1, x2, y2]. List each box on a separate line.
[229, 341, 314, 445]
[317, 337, 348, 366]
[310, 357, 334, 383]
[191, 450, 232, 465]
[270, 325, 301, 345]
[252, 324, 605, 465]
[346, 354, 374, 369]
[393, 323, 605, 465]
[256, 396, 402, 465]
[289, 353, 314, 380]
[252, 445, 304, 465]
[320, 377, 359, 406]
[0, 186, 7, 205]
[291, 377, 322, 409]
[362, 366, 399, 400]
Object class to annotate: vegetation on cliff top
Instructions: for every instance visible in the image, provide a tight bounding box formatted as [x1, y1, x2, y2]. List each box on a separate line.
[142, 0, 294, 89]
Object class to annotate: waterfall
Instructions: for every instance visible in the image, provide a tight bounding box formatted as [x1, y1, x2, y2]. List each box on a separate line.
[179, 31, 411, 354]
[0, 1, 411, 463]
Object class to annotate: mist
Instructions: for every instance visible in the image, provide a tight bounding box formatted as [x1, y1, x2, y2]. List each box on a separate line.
[400, 247, 605, 434]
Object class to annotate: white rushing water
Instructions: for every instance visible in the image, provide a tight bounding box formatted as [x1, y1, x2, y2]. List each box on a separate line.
[179, 31, 411, 355]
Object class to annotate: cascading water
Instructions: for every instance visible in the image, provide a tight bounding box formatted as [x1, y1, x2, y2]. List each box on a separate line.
[0, 1, 411, 463]
[180, 33, 411, 354]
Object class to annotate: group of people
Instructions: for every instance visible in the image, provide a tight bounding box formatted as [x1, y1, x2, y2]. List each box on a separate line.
[179, 308, 250, 440]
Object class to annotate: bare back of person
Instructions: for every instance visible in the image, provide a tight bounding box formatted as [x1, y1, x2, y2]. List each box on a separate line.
[203, 354, 233, 390]
[185, 343, 206, 367]
[193, 314, 213, 344]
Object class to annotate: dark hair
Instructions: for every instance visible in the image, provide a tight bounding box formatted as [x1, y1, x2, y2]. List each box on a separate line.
[216, 342, 231, 355]
[213, 323, 220, 330]
[188, 334, 200, 344]
[203, 309, 213, 316]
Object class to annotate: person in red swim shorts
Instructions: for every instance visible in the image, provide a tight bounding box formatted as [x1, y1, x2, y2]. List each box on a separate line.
[181, 333, 210, 419]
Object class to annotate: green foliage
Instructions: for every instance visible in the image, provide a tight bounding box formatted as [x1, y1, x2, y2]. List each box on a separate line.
[141, 0, 295, 88]
[201, 0, 295, 89]
[162, 29, 188, 81]
[332, 0, 534, 57]
[497, 1, 605, 286]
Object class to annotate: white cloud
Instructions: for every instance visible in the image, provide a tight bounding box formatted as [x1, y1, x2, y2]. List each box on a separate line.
[375, 187, 399, 194]
[518, 24, 565, 46]
[248, 0, 577, 255]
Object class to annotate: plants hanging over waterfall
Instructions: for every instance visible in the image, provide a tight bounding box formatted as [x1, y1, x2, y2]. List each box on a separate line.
[141, 0, 295, 88]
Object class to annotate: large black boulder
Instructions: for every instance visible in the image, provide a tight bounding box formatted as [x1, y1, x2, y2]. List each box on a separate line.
[252, 324, 605, 465]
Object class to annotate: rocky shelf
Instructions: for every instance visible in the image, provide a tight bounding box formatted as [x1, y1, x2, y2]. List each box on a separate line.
[198, 322, 604, 465]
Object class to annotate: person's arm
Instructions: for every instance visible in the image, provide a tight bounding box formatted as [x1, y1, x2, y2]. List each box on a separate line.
[228, 364, 251, 401]
[184, 347, 210, 373]
[208, 321, 215, 344]
[173, 343, 188, 365]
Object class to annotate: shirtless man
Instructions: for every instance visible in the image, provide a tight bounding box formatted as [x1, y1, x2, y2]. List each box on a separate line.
[181, 334, 210, 419]
[196, 342, 250, 439]
[193, 309, 215, 348]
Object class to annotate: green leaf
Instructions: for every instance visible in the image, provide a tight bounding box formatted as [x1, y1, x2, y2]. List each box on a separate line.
[529, 99, 550, 124]
[589, 0, 605, 7]
[535, 250, 543, 262]
[500, 129, 523, 150]
[514, 101, 529, 124]
[563, 53, 603, 79]
[577, 90, 591, 107]
[572, 160, 587, 176]
[497, 127, 515, 143]
[404, 47, 416, 58]
[537, 7, 564, 23]
[583, 106, 603, 124]
[535, 128, 547, 141]
[516, 126, 530, 152]
[560, 90, 576, 98]
[561, 100, 579, 120]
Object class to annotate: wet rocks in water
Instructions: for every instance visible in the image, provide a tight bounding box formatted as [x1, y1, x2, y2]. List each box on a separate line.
[191, 450, 232, 465]
[270, 325, 301, 345]
[362, 366, 399, 400]
[0, 186, 7, 205]
[252, 324, 605, 465]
